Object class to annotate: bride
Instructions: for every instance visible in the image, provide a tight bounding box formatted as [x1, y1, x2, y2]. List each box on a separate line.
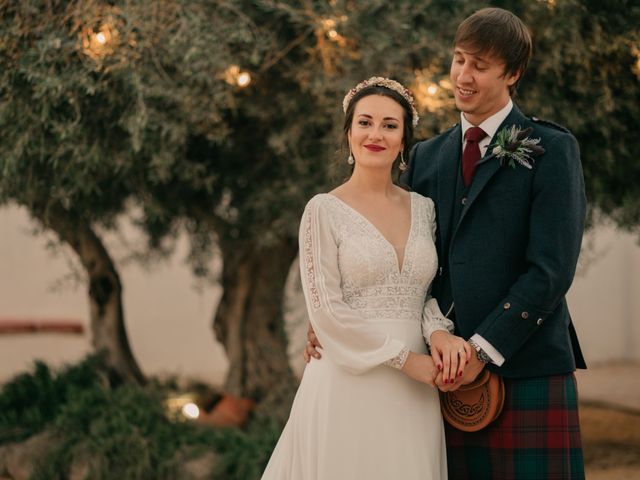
[262, 77, 471, 480]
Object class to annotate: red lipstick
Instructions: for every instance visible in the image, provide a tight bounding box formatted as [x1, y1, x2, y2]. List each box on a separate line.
[364, 144, 386, 152]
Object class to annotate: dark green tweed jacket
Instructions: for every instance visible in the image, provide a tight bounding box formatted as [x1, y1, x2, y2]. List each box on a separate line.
[403, 105, 587, 378]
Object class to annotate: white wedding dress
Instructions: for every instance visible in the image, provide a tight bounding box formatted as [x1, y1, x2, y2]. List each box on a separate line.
[262, 192, 451, 480]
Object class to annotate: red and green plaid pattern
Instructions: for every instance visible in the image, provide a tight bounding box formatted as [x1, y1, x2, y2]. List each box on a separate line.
[445, 373, 584, 480]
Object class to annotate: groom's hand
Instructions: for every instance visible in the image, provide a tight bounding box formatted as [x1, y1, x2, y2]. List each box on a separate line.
[303, 323, 323, 362]
[436, 345, 485, 392]
[459, 349, 485, 386]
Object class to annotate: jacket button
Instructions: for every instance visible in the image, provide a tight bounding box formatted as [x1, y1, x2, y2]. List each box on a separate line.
[521, 311, 529, 319]
[537, 318, 544, 326]
[461, 197, 467, 205]
[503, 302, 511, 310]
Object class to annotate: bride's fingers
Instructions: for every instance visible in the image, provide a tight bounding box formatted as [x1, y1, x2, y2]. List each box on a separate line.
[442, 349, 451, 383]
[444, 350, 456, 383]
[464, 342, 473, 362]
[431, 347, 443, 371]
[457, 349, 467, 377]
[449, 351, 459, 383]
[457, 343, 470, 376]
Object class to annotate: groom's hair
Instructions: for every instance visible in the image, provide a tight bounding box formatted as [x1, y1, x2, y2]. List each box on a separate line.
[455, 7, 532, 96]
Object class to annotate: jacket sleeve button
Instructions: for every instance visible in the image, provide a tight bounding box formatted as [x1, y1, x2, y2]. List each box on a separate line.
[503, 302, 511, 310]
[521, 311, 529, 319]
[537, 318, 543, 326]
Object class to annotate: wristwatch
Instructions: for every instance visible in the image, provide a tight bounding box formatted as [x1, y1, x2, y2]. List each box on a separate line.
[468, 339, 492, 364]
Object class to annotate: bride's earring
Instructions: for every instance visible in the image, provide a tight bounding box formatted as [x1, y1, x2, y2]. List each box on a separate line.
[347, 151, 355, 165]
[399, 151, 407, 171]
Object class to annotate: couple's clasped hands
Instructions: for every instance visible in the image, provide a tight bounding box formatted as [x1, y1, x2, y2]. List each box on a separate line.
[303, 326, 484, 391]
[418, 330, 483, 391]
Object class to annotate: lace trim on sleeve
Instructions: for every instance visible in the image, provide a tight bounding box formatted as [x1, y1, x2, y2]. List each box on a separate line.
[384, 347, 410, 370]
[303, 206, 321, 310]
[423, 317, 455, 346]
[422, 296, 454, 346]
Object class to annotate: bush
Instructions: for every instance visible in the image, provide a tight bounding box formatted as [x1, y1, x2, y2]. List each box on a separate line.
[0, 357, 281, 479]
[0, 356, 104, 443]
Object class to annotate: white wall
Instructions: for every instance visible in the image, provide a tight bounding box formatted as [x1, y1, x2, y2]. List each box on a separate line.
[1, 204, 638, 385]
[567, 226, 640, 364]
[0, 205, 228, 385]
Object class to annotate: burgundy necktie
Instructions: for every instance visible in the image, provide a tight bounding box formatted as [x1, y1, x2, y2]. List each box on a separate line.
[462, 126, 487, 187]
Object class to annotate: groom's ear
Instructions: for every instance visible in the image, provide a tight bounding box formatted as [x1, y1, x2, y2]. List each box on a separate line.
[506, 69, 522, 86]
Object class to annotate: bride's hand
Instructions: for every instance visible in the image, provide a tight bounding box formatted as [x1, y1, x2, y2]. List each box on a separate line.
[401, 352, 437, 387]
[429, 330, 472, 385]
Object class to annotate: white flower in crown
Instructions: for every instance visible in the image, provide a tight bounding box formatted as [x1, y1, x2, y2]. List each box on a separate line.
[342, 76, 420, 127]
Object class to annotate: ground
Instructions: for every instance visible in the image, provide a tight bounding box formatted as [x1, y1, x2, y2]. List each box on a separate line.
[583, 403, 640, 479]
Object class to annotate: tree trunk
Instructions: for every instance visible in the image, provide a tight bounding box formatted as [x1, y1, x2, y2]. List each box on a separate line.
[214, 238, 298, 422]
[41, 208, 145, 385]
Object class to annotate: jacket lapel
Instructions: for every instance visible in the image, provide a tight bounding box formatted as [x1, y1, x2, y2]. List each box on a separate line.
[436, 124, 461, 252]
[455, 106, 528, 229]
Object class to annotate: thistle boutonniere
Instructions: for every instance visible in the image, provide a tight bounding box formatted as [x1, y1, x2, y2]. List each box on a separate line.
[489, 125, 545, 170]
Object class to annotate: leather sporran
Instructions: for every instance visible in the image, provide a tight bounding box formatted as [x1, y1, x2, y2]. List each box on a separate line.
[440, 370, 505, 432]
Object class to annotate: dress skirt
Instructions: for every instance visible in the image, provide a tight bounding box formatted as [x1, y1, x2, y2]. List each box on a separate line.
[262, 319, 447, 480]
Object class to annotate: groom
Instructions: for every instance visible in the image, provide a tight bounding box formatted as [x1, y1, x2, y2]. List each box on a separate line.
[403, 7, 586, 479]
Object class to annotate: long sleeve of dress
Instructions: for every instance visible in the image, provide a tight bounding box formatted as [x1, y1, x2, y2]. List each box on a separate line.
[420, 198, 454, 345]
[299, 196, 407, 374]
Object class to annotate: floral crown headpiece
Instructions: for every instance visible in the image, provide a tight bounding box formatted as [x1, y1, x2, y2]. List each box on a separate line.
[342, 76, 419, 127]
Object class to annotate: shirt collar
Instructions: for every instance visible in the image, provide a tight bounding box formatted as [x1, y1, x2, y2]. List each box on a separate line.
[460, 98, 513, 142]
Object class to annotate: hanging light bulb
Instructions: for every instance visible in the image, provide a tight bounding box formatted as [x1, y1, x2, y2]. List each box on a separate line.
[413, 69, 456, 113]
[237, 71, 251, 87]
[81, 21, 119, 60]
[224, 65, 252, 88]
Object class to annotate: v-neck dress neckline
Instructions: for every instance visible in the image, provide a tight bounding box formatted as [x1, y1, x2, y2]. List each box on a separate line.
[326, 192, 416, 275]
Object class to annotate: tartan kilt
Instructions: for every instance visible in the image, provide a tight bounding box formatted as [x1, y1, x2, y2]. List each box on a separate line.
[444, 373, 584, 480]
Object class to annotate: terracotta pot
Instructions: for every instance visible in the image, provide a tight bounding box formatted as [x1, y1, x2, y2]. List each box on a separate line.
[198, 394, 255, 427]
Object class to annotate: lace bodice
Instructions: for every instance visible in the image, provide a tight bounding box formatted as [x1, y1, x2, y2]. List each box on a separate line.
[299, 192, 453, 374]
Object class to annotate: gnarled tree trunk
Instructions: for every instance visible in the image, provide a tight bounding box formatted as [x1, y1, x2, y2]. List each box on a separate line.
[214, 238, 298, 422]
[41, 207, 145, 385]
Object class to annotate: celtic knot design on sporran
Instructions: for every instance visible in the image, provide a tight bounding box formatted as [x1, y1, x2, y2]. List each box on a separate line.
[448, 392, 488, 418]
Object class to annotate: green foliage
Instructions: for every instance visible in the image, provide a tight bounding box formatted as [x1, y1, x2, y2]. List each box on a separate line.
[48, 385, 184, 478]
[1, 0, 639, 264]
[515, 0, 640, 229]
[211, 417, 282, 480]
[0, 358, 280, 479]
[0, 356, 104, 443]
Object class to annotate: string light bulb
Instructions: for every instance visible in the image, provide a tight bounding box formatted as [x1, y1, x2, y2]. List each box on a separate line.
[412, 68, 456, 113]
[237, 71, 251, 87]
[81, 21, 118, 60]
[224, 65, 252, 88]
